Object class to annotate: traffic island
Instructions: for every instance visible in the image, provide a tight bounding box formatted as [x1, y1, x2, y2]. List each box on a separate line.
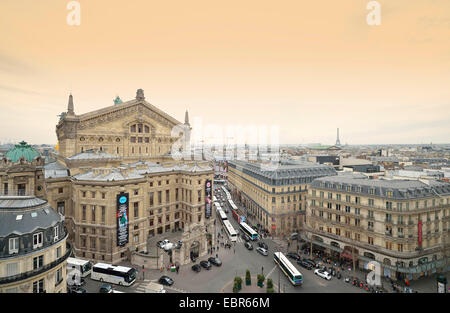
[221, 276, 281, 293]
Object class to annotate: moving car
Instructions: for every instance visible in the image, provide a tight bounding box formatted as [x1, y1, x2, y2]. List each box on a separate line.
[314, 269, 332, 280]
[191, 264, 201, 272]
[256, 247, 268, 256]
[241, 233, 251, 242]
[244, 242, 253, 250]
[99, 283, 114, 293]
[200, 260, 211, 270]
[158, 275, 174, 286]
[208, 257, 222, 266]
[297, 260, 313, 270]
[286, 253, 300, 261]
[258, 242, 268, 250]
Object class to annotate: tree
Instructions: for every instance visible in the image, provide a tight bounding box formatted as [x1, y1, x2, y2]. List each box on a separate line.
[234, 276, 242, 290]
[267, 278, 273, 289]
[257, 274, 265, 287]
[245, 269, 251, 285]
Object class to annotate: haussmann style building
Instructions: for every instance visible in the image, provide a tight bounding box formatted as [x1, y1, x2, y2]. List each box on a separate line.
[227, 160, 337, 236]
[0, 143, 70, 293]
[305, 174, 450, 281]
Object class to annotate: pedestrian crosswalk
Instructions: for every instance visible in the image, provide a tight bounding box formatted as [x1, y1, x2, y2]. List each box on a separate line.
[134, 279, 189, 293]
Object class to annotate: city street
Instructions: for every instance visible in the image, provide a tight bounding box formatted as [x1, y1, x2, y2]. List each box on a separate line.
[78, 187, 440, 294]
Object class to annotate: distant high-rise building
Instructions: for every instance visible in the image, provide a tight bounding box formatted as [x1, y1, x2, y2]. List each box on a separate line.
[335, 128, 341, 146]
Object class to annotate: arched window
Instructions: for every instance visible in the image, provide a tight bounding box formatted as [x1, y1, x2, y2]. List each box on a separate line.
[130, 124, 136, 132]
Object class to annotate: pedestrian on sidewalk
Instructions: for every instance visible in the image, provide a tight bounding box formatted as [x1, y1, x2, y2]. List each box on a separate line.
[176, 265, 179, 274]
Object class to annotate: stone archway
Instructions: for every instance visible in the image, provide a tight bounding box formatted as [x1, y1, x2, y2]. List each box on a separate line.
[190, 241, 200, 262]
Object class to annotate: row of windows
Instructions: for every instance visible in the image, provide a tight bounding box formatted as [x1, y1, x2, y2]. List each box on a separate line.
[312, 189, 449, 209]
[7, 227, 60, 255]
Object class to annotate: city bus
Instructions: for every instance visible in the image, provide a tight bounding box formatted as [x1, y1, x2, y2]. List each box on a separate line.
[67, 257, 92, 278]
[217, 208, 228, 221]
[274, 252, 303, 286]
[91, 263, 137, 286]
[223, 219, 237, 242]
[228, 199, 238, 211]
[222, 186, 232, 200]
[239, 221, 259, 240]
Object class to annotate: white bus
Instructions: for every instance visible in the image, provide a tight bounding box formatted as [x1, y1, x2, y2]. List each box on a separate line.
[228, 199, 238, 211]
[222, 186, 232, 200]
[67, 257, 92, 278]
[239, 221, 259, 240]
[91, 263, 137, 286]
[274, 252, 303, 286]
[217, 208, 227, 221]
[223, 220, 237, 242]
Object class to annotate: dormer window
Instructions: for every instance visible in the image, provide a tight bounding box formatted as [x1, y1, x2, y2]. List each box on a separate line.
[9, 237, 19, 254]
[33, 232, 43, 249]
[138, 124, 143, 133]
[145, 125, 150, 133]
[130, 125, 136, 132]
[54, 226, 59, 241]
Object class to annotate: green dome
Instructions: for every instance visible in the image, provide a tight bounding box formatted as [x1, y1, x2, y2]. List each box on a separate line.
[5, 141, 41, 163]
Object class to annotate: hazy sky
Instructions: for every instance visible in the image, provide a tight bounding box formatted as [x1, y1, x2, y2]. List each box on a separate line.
[0, 0, 449, 145]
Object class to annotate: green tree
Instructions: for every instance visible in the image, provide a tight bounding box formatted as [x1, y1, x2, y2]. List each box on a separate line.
[267, 278, 273, 289]
[234, 276, 242, 290]
[257, 274, 265, 287]
[245, 270, 251, 285]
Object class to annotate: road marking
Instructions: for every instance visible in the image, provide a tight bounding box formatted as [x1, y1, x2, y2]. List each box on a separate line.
[265, 265, 278, 279]
[165, 286, 189, 293]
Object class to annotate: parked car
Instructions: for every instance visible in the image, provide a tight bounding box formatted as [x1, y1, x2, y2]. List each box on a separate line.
[258, 242, 268, 250]
[158, 275, 174, 286]
[156, 240, 164, 248]
[244, 242, 253, 250]
[191, 264, 201, 272]
[303, 258, 317, 267]
[286, 253, 300, 261]
[314, 269, 332, 280]
[68, 286, 87, 293]
[345, 276, 350, 283]
[200, 260, 211, 270]
[99, 283, 114, 293]
[208, 257, 222, 266]
[297, 260, 313, 270]
[256, 247, 268, 256]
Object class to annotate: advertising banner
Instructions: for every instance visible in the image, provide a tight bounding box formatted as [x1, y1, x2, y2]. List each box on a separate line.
[116, 193, 129, 246]
[205, 180, 212, 219]
[418, 221, 423, 246]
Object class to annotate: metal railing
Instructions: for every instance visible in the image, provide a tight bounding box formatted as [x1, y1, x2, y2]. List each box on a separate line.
[0, 242, 72, 285]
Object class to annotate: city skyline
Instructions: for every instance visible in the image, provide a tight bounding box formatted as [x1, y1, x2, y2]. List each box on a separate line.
[1, 0, 449, 145]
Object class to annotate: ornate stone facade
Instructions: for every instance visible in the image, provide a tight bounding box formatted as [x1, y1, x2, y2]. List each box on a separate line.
[46, 90, 215, 265]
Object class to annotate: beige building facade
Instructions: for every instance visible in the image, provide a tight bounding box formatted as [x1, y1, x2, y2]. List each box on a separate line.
[45, 89, 215, 265]
[305, 175, 450, 281]
[227, 160, 336, 236]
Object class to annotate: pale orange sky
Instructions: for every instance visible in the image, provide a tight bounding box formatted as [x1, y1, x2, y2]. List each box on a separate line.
[0, 0, 449, 145]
